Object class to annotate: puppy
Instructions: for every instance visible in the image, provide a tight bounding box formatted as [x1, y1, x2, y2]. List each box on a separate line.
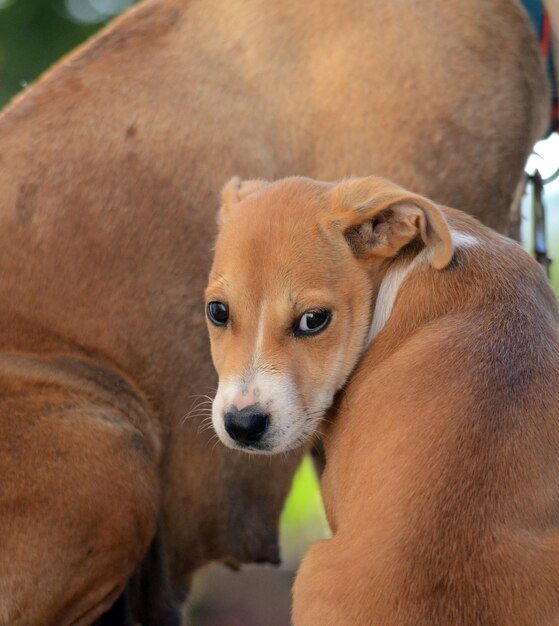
[207, 175, 559, 625]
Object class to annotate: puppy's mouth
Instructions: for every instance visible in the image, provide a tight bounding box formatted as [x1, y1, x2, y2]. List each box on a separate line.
[225, 437, 275, 455]
[217, 427, 284, 456]
[222, 436, 307, 456]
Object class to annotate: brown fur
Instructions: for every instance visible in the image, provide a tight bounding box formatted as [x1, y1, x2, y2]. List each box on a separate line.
[0, 0, 550, 621]
[312, 178, 559, 626]
[207, 175, 559, 625]
[299, 179, 559, 625]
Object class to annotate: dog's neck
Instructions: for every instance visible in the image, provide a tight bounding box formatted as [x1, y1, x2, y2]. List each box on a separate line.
[363, 226, 480, 354]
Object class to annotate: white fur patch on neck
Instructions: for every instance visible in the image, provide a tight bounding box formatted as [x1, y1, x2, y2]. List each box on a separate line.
[451, 230, 479, 248]
[364, 252, 426, 348]
[363, 229, 479, 348]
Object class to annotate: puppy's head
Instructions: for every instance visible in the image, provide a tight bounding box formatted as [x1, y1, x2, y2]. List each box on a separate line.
[206, 176, 452, 454]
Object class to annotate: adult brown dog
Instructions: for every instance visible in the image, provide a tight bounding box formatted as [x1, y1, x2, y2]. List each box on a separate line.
[207, 175, 559, 625]
[0, 0, 549, 623]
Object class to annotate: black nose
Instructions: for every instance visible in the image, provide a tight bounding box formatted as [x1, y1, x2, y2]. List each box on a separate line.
[224, 405, 269, 445]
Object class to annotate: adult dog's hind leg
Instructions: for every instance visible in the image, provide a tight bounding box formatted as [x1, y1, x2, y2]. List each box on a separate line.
[0, 397, 160, 626]
[96, 532, 182, 626]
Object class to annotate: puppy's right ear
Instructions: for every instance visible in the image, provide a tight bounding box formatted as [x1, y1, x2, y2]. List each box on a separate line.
[328, 176, 453, 270]
[218, 177, 270, 228]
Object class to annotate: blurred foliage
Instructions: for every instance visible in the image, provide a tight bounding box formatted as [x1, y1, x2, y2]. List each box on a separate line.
[282, 456, 325, 528]
[0, 0, 137, 107]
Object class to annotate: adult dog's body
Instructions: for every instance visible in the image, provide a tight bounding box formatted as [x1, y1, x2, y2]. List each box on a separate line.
[0, 0, 550, 622]
[207, 175, 559, 625]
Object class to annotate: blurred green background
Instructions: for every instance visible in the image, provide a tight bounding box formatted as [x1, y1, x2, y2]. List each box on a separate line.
[0, 0, 138, 107]
[2, 1, 558, 624]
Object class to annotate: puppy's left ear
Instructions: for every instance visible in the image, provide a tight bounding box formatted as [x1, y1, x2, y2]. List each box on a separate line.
[329, 176, 453, 269]
[218, 177, 270, 228]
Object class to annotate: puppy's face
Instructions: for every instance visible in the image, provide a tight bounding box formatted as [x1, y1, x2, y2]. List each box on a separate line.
[206, 176, 452, 454]
[206, 178, 372, 454]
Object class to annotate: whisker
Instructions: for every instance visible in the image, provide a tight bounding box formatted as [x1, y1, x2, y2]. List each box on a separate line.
[180, 394, 218, 424]
[196, 415, 215, 435]
[210, 435, 223, 455]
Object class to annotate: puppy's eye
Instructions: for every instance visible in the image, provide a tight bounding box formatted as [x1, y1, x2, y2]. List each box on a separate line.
[207, 301, 229, 326]
[294, 309, 332, 337]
